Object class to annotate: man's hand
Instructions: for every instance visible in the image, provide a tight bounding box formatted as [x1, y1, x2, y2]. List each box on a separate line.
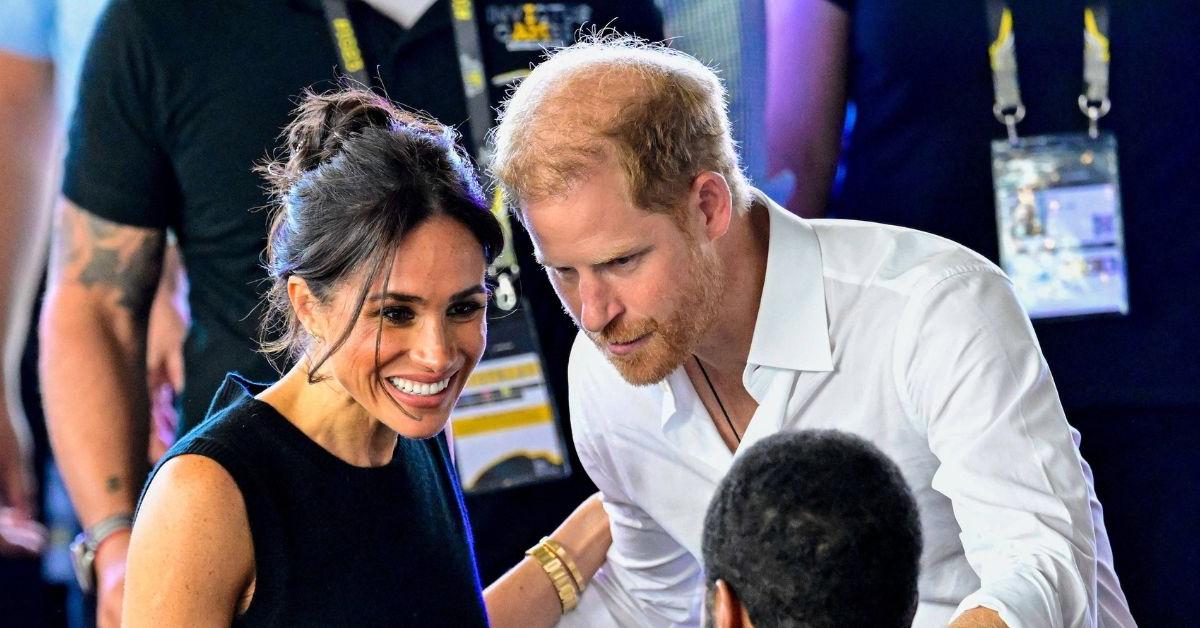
[146, 242, 188, 462]
[0, 506, 46, 557]
[0, 396, 44, 557]
[94, 529, 132, 628]
[0, 400, 35, 515]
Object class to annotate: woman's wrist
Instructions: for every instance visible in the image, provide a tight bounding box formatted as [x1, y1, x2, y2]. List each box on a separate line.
[525, 538, 580, 613]
[548, 493, 611, 582]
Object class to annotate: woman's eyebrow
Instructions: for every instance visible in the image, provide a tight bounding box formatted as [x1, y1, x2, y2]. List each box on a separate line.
[367, 285, 486, 304]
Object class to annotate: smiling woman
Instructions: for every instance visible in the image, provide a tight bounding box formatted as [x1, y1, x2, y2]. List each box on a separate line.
[255, 88, 503, 444]
[119, 88, 611, 627]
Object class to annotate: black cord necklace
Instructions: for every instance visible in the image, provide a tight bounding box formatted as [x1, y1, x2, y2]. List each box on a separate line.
[694, 356, 741, 444]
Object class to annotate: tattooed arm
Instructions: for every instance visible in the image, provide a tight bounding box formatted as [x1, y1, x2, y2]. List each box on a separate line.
[40, 199, 163, 628]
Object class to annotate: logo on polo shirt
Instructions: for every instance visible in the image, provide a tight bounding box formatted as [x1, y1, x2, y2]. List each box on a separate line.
[486, 3, 594, 52]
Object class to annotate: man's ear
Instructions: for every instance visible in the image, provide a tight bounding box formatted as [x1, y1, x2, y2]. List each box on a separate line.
[713, 579, 752, 628]
[689, 171, 734, 243]
[287, 276, 322, 339]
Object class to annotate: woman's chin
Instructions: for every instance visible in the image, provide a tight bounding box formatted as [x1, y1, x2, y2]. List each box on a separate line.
[381, 410, 453, 441]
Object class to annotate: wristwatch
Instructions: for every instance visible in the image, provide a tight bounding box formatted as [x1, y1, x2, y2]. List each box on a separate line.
[69, 513, 134, 594]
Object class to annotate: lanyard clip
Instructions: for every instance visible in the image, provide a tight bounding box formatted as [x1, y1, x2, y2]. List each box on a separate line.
[993, 103, 1026, 145]
[1078, 95, 1111, 139]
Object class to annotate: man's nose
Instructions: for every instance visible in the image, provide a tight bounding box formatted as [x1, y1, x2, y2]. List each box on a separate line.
[578, 275, 620, 334]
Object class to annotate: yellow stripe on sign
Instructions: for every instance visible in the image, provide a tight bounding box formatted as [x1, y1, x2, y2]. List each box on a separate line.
[452, 404, 554, 437]
[465, 361, 543, 388]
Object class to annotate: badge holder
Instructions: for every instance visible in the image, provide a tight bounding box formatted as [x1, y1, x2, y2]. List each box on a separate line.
[986, 1, 1127, 319]
[992, 133, 1128, 318]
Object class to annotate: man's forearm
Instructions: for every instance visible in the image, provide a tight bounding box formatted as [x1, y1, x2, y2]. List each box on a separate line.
[40, 200, 164, 527]
[41, 292, 151, 525]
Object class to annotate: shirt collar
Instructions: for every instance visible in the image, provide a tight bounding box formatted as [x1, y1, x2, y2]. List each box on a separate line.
[745, 188, 834, 373]
[657, 188, 833, 434]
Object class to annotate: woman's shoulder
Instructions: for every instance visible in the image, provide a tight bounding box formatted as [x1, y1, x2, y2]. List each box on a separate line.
[125, 453, 255, 624]
[139, 374, 282, 514]
[142, 453, 245, 514]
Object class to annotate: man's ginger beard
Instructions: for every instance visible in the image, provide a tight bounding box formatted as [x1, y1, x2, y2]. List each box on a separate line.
[588, 232, 724, 386]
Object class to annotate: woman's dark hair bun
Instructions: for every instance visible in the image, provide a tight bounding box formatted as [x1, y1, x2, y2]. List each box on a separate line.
[261, 89, 406, 198]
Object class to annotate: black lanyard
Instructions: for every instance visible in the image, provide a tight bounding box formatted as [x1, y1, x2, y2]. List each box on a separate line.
[986, 1, 1112, 141]
[321, 0, 493, 164]
[321, 0, 370, 86]
[446, 0, 522, 307]
[447, 0, 494, 167]
[319, 0, 520, 305]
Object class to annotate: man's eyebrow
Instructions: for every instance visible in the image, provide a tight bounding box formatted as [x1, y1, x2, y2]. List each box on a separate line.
[537, 245, 649, 269]
[367, 285, 487, 304]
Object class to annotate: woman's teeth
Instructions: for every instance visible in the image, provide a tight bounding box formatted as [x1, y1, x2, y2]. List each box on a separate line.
[387, 376, 451, 396]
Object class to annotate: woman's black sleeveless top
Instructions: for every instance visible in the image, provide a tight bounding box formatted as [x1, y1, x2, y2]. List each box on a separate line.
[142, 374, 489, 627]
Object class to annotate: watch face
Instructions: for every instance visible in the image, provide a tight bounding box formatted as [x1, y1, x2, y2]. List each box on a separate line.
[69, 534, 95, 594]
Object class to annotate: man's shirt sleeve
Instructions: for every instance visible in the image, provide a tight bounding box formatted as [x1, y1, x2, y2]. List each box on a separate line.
[560, 336, 705, 627]
[0, 0, 53, 59]
[62, 0, 178, 229]
[894, 268, 1099, 628]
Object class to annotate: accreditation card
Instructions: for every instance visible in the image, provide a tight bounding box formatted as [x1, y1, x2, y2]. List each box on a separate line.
[991, 132, 1128, 319]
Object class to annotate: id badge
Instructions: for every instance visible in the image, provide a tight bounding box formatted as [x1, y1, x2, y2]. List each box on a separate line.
[991, 132, 1129, 319]
[448, 296, 571, 493]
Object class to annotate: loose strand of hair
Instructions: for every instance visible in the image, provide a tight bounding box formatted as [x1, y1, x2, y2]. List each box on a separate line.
[304, 241, 391, 384]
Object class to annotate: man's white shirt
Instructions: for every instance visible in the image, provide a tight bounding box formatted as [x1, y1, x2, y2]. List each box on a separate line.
[560, 190, 1134, 628]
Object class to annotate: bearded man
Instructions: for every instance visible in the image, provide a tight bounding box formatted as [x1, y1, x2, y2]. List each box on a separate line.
[490, 36, 1135, 628]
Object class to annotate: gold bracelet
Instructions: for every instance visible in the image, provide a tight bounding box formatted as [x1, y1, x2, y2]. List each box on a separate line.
[539, 537, 585, 593]
[526, 540, 579, 613]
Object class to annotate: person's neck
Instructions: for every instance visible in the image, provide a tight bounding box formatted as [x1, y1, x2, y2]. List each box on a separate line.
[692, 199, 771, 381]
[258, 362, 398, 467]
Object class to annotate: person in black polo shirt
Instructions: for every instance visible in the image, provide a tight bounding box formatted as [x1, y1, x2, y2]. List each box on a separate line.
[39, 0, 660, 624]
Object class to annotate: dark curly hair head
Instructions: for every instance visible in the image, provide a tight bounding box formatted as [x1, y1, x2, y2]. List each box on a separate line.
[702, 430, 922, 628]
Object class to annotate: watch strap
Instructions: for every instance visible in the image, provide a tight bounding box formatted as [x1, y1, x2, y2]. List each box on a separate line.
[85, 513, 134, 550]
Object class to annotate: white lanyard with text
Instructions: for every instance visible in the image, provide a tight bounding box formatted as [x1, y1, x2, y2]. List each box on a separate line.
[985, 1, 1129, 321]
